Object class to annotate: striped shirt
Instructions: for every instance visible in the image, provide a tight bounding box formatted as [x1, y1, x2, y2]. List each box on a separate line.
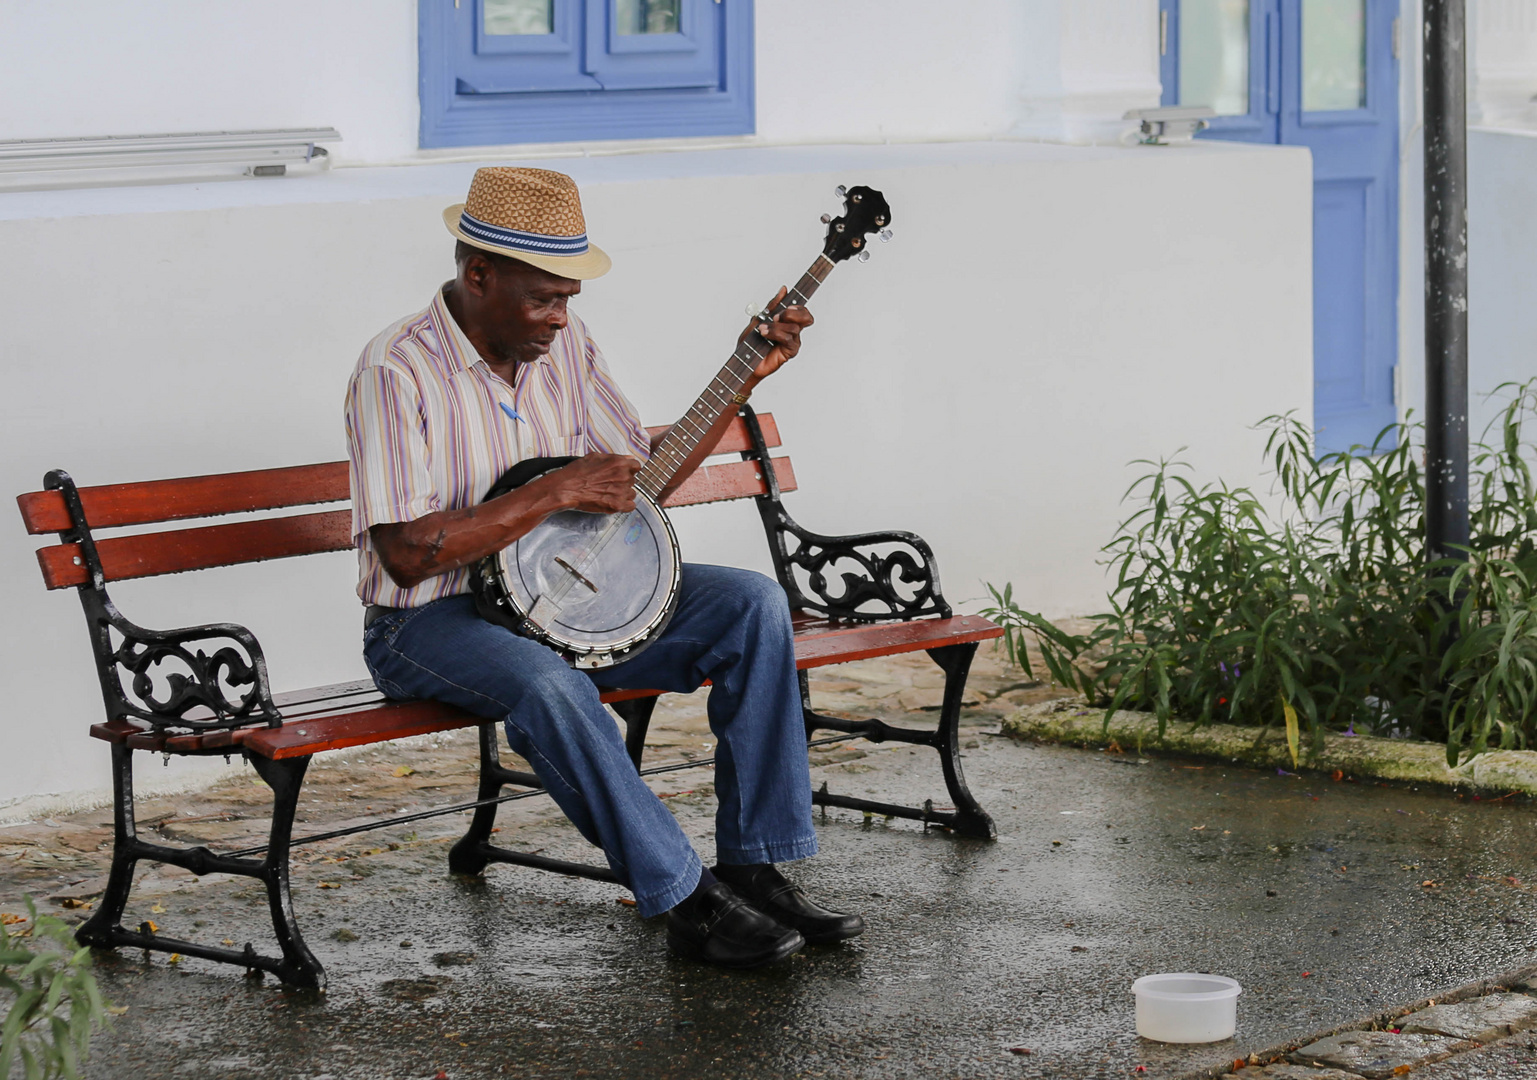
[345, 287, 651, 607]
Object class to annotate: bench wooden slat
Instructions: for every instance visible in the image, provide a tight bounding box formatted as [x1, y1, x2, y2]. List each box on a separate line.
[644, 412, 780, 458]
[18, 414, 783, 536]
[17, 463, 350, 536]
[34, 457, 795, 589]
[37, 510, 354, 590]
[661, 456, 794, 508]
[90, 614, 1004, 760]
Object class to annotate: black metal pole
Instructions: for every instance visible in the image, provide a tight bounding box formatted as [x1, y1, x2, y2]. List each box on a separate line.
[1423, 0, 1470, 561]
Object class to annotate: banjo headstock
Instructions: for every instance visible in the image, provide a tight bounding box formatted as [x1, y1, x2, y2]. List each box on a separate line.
[820, 184, 892, 264]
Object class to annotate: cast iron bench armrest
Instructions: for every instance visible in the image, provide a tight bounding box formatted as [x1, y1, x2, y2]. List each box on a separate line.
[770, 518, 950, 623]
[734, 409, 951, 623]
[41, 469, 282, 731]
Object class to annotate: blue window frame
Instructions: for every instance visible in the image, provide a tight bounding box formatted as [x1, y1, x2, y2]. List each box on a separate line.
[419, 0, 755, 149]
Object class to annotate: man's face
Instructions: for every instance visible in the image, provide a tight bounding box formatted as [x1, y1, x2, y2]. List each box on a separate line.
[465, 254, 582, 366]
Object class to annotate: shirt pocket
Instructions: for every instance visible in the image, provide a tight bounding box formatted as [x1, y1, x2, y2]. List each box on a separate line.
[543, 431, 587, 458]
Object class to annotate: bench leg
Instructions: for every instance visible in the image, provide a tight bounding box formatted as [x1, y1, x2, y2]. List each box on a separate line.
[248, 755, 326, 989]
[449, 724, 517, 876]
[75, 745, 326, 990]
[75, 742, 143, 953]
[926, 643, 997, 840]
[449, 719, 630, 884]
[610, 697, 657, 769]
[802, 647, 997, 840]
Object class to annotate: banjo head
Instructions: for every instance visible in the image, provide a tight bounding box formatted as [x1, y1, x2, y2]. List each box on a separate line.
[480, 491, 680, 669]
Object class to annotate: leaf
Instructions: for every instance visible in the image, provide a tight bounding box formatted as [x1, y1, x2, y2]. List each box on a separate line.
[1282, 696, 1300, 769]
[392, 765, 416, 778]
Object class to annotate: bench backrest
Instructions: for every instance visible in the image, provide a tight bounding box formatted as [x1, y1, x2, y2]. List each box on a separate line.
[17, 412, 794, 590]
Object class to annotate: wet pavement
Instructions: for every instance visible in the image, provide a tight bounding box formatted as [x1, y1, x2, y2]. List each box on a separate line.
[7, 651, 1537, 1079]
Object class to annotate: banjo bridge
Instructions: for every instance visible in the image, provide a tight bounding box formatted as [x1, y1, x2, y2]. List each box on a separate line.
[553, 556, 600, 595]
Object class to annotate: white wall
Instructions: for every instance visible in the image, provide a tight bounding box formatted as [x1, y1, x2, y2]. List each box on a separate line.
[0, 1, 421, 165]
[0, 140, 1313, 806]
[0, 0, 1161, 164]
[1396, 0, 1537, 441]
[1467, 129, 1537, 437]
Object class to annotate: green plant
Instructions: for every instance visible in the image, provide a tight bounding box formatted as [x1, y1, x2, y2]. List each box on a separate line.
[1, 898, 109, 1080]
[985, 379, 1537, 767]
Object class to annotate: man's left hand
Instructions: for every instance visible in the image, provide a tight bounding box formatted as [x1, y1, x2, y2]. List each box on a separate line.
[741, 286, 814, 380]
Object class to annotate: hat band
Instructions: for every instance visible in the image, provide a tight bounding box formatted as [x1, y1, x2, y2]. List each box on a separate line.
[459, 211, 589, 257]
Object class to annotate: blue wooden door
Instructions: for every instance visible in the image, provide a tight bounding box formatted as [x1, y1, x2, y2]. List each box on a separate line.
[1160, 0, 1400, 453]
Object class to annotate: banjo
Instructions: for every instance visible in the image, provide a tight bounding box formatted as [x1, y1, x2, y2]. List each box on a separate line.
[472, 184, 893, 670]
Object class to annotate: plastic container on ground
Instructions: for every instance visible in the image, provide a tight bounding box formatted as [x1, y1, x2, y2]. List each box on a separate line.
[1132, 973, 1242, 1043]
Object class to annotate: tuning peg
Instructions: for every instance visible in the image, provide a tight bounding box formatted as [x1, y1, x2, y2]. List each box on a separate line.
[857, 250, 871, 262]
[835, 184, 847, 199]
[879, 228, 893, 243]
[819, 213, 832, 224]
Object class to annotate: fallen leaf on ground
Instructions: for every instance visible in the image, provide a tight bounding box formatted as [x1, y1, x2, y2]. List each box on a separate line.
[222, 939, 235, 946]
[150, 903, 166, 914]
[616, 898, 636, 907]
[1422, 880, 1441, 888]
[0, 913, 26, 925]
[1008, 1047, 1032, 1055]
[59, 898, 92, 910]
[1191, 825, 1206, 831]
[393, 765, 416, 777]
[106, 1006, 129, 1016]
[168, 954, 182, 964]
[318, 882, 341, 889]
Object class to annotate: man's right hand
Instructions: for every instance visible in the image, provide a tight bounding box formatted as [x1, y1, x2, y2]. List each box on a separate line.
[543, 453, 643, 514]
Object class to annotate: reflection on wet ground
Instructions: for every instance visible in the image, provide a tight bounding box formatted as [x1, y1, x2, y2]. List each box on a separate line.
[7, 652, 1537, 1078]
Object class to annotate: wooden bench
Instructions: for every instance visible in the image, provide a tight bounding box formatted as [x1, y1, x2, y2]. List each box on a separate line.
[16, 406, 1002, 989]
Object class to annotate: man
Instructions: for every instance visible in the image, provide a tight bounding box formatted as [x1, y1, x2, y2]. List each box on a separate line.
[345, 167, 863, 969]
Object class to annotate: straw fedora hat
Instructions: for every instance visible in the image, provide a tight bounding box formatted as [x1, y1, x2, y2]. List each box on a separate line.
[443, 167, 611, 279]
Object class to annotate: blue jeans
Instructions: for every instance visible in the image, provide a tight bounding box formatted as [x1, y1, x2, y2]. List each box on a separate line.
[362, 564, 817, 917]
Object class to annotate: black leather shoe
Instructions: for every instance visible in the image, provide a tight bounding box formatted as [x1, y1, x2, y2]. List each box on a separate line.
[712, 864, 865, 945]
[666, 882, 804, 969]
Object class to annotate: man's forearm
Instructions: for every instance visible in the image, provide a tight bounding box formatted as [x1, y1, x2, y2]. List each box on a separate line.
[370, 477, 566, 590]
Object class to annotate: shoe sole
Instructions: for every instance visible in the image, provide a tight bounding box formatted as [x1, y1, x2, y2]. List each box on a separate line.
[799, 922, 865, 946]
[667, 930, 804, 969]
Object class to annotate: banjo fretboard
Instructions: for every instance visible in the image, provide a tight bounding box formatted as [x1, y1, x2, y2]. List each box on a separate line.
[634, 255, 837, 502]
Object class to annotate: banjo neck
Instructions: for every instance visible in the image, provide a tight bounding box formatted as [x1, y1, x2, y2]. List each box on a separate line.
[634, 254, 837, 502]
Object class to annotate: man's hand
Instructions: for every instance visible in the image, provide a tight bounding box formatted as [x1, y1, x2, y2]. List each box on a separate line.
[741, 286, 814, 380]
[543, 453, 643, 514]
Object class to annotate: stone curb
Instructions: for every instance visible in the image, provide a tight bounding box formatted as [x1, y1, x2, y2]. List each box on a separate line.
[1173, 962, 1537, 1080]
[1002, 700, 1537, 797]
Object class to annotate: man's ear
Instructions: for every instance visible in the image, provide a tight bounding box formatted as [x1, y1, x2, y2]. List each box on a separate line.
[460, 253, 496, 297]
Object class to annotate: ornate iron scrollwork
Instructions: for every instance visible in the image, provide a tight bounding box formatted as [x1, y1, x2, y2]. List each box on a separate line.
[45, 470, 281, 732]
[777, 523, 947, 621]
[736, 409, 952, 623]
